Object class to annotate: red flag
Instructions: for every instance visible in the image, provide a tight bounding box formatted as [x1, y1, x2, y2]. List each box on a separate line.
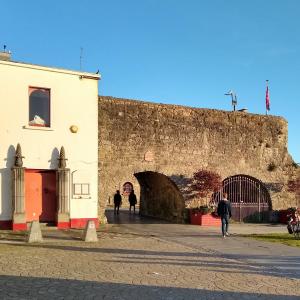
[266, 84, 270, 111]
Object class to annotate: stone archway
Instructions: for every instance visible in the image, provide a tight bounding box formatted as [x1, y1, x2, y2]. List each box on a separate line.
[134, 171, 185, 223]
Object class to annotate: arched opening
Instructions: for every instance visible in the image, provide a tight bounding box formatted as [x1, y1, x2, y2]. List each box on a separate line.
[211, 174, 272, 222]
[134, 171, 185, 223]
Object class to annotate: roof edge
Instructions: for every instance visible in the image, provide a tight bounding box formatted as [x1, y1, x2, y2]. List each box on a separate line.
[0, 59, 100, 80]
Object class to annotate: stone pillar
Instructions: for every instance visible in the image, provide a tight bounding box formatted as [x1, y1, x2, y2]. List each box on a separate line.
[57, 168, 70, 228]
[26, 221, 43, 243]
[82, 220, 98, 242]
[12, 143, 26, 231]
[12, 167, 27, 231]
[57, 146, 70, 229]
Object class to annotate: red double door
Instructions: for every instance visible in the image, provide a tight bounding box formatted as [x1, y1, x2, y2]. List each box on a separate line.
[25, 170, 57, 223]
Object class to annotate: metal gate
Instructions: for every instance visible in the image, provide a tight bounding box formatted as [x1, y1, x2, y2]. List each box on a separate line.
[211, 175, 271, 222]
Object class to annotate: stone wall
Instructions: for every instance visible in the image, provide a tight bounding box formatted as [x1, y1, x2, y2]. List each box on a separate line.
[98, 96, 298, 221]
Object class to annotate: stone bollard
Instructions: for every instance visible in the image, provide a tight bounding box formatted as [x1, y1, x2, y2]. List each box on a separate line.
[82, 220, 98, 242]
[26, 221, 43, 243]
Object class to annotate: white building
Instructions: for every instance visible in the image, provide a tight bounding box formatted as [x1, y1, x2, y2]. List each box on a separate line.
[0, 51, 100, 230]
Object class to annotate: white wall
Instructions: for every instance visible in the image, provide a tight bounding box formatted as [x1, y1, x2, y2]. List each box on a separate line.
[0, 61, 99, 220]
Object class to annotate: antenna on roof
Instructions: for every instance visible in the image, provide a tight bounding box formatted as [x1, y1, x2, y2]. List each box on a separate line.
[80, 47, 83, 70]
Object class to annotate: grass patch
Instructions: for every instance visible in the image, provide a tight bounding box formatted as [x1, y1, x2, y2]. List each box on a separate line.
[244, 233, 300, 248]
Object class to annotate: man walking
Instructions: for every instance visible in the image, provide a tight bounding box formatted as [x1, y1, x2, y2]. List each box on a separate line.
[113, 190, 122, 215]
[217, 192, 232, 238]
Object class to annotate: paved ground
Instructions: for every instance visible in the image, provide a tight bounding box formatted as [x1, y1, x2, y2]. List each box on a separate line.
[0, 210, 299, 299]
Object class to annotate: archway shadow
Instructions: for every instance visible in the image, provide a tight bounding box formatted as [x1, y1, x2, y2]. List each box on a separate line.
[134, 171, 185, 223]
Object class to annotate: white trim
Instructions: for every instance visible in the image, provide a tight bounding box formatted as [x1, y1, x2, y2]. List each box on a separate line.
[22, 125, 54, 131]
[0, 60, 100, 80]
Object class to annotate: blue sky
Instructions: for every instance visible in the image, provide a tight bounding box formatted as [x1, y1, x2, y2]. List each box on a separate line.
[1, 0, 300, 162]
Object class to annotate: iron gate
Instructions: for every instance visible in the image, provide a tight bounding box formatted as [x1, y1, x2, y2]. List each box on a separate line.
[211, 175, 271, 222]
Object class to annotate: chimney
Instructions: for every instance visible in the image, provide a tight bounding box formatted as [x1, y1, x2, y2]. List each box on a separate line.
[0, 45, 12, 61]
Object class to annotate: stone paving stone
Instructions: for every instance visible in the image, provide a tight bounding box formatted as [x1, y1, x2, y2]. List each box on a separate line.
[0, 228, 299, 299]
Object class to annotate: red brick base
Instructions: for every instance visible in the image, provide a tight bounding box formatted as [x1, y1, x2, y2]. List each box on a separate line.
[12, 223, 27, 231]
[58, 218, 99, 229]
[190, 213, 221, 226]
[70, 218, 99, 229]
[57, 222, 71, 229]
[0, 218, 99, 231]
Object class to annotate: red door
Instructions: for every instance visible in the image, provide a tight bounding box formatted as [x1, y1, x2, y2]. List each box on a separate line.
[25, 170, 57, 223]
[25, 171, 42, 222]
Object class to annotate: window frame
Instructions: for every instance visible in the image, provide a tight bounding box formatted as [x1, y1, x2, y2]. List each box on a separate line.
[73, 183, 90, 196]
[28, 86, 51, 128]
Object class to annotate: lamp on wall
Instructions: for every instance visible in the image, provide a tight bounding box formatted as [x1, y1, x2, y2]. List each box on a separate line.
[70, 125, 78, 133]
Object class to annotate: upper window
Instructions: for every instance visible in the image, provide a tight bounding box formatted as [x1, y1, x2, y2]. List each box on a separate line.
[29, 87, 50, 127]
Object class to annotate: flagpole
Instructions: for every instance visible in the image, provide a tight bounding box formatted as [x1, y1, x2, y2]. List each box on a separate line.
[266, 80, 269, 115]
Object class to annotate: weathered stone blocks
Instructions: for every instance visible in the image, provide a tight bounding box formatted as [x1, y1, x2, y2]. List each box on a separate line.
[98, 96, 298, 222]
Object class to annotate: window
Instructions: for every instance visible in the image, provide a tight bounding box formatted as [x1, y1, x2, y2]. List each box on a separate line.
[29, 87, 50, 127]
[73, 183, 90, 195]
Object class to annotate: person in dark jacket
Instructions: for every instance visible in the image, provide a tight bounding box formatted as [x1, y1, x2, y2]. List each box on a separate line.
[129, 190, 137, 214]
[113, 190, 122, 215]
[217, 192, 232, 238]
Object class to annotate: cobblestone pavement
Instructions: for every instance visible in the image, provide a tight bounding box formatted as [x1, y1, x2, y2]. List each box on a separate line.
[0, 214, 299, 299]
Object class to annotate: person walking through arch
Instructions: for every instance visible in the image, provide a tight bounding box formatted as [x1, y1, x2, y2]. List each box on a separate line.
[113, 190, 122, 215]
[217, 192, 232, 238]
[129, 190, 137, 214]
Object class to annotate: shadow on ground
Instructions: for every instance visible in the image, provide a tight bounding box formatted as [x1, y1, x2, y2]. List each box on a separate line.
[105, 208, 172, 225]
[5, 242, 300, 280]
[0, 275, 298, 299]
